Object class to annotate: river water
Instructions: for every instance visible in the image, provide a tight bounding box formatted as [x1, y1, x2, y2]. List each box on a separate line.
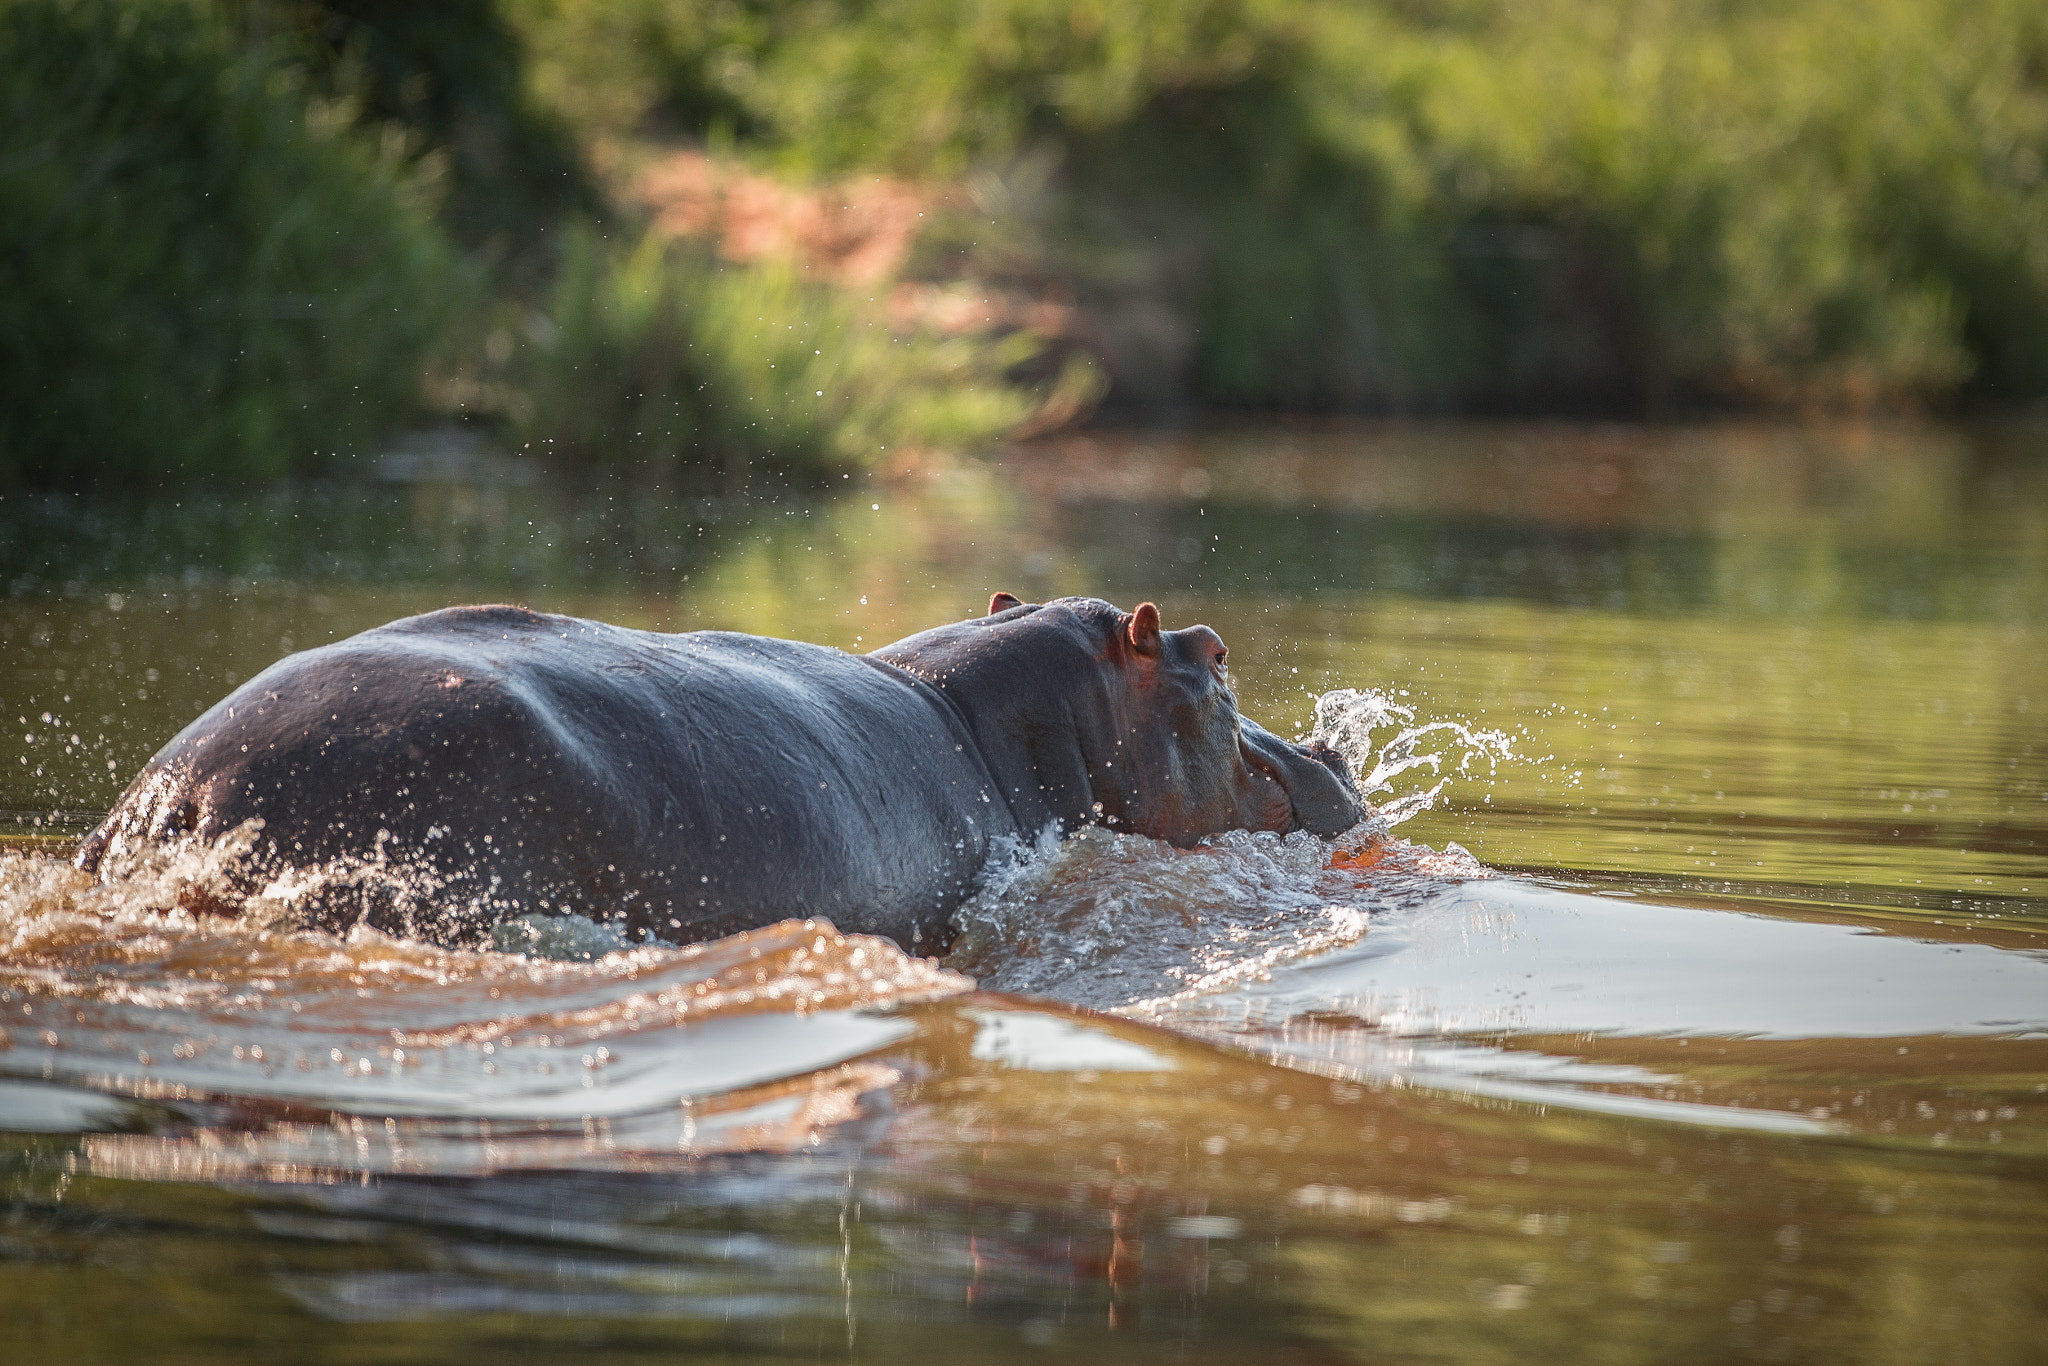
[2, 422, 2044, 1363]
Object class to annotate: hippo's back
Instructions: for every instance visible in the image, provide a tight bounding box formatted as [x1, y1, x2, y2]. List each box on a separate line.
[80, 605, 1008, 945]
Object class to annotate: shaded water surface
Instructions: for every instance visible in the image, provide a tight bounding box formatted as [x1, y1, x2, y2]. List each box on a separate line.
[2, 421, 2044, 1362]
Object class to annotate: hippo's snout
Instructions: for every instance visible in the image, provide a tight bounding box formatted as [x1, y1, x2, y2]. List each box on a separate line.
[1240, 721, 1364, 837]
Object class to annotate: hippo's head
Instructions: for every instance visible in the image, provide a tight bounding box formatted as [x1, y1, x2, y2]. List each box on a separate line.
[1074, 596, 1362, 844]
[873, 594, 1363, 846]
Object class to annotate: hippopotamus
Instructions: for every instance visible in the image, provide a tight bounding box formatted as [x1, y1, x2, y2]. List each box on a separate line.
[76, 595, 1362, 947]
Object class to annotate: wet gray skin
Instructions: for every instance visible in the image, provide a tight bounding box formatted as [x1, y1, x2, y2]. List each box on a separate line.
[76, 595, 1362, 947]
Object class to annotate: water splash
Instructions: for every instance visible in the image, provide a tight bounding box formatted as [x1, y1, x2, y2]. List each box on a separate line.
[942, 689, 1504, 1010]
[1, 836, 967, 1018]
[83, 804, 581, 947]
[0, 833, 970, 1133]
[1309, 687, 1517, 826]
[0, 684, 1512, 1143]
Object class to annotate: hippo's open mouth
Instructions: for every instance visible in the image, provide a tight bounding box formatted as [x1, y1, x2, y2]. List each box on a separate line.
[1239, 720, 1364, 837]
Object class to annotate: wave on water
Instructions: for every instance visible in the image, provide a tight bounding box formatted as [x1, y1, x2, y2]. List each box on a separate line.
[0, 828, 967, 1027]
[0, 686, 1517, 1171]
[942, 824, 1486, 1010]
[0, 825, 969, 1174]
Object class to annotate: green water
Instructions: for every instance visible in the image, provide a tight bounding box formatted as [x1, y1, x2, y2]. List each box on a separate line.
[9, 420, 2043, 923]
[2, 420, 2044, 1363]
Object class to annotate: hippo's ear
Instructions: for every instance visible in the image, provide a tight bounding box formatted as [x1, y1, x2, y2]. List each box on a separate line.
[989, 591, 1023, 615]
[1127, 601, 1162, 657]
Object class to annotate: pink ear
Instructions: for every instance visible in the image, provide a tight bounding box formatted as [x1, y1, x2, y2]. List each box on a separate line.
[989, 592, 1023, 615]
[1128, 601, 1161, 655]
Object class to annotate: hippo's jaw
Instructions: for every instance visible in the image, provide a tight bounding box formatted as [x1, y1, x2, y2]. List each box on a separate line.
[1238, 720, 1364, 837]
[1229, 758, 1296, 836]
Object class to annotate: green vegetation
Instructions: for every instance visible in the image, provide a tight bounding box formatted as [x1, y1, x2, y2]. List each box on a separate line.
[513, 226, 1035, 476]
[0, 0, 468, 488]
[5, 0, 2047, 489]
[0, 0, 1036, 491]
[518, 0, 2048, 412]
[216, 0, 588, 253]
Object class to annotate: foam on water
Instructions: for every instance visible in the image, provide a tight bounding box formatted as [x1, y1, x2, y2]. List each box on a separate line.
[0, 828, 969, 1137]
[943, 690, 1508, 1008]
[944, 826, 1489, 1009]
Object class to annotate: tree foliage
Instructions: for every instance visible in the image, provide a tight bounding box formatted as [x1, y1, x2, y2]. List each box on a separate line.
[0, 0, 469, 487]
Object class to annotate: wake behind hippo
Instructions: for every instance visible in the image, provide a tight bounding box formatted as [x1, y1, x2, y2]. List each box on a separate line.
[76, 595, 1363, 947]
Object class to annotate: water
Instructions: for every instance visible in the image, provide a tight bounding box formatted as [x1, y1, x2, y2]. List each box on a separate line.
[2, 421, 2045, 1362]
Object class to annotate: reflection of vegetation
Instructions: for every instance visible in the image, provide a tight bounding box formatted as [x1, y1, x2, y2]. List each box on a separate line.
[0, 477, 758, 593]
[882, 1012, 2048, 1366]
[1271, 597, 2048, 915]
[1496, 1032, 2048, 1154]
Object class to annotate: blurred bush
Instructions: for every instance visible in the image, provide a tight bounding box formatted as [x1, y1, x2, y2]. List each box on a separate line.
[511, 226, 1036, 480]
[9, 0, 2046, 493]
[514, 0, 2048, 412]
[0, 0, 472, 488]
[223, 0, 590, 255]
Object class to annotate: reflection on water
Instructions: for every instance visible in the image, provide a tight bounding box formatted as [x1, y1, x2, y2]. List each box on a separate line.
[2, 421, 2045, 1361]
[5, 975, 2045, 1362]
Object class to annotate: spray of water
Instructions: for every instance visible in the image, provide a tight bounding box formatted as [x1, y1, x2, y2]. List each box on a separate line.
[1308, 688, 1517, 828]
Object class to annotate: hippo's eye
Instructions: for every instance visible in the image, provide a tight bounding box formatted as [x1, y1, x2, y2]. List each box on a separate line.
[1213, 648, 1228, 674]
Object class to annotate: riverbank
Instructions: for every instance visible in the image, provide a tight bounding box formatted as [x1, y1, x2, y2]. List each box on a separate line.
[7, 0, 2047, 493]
